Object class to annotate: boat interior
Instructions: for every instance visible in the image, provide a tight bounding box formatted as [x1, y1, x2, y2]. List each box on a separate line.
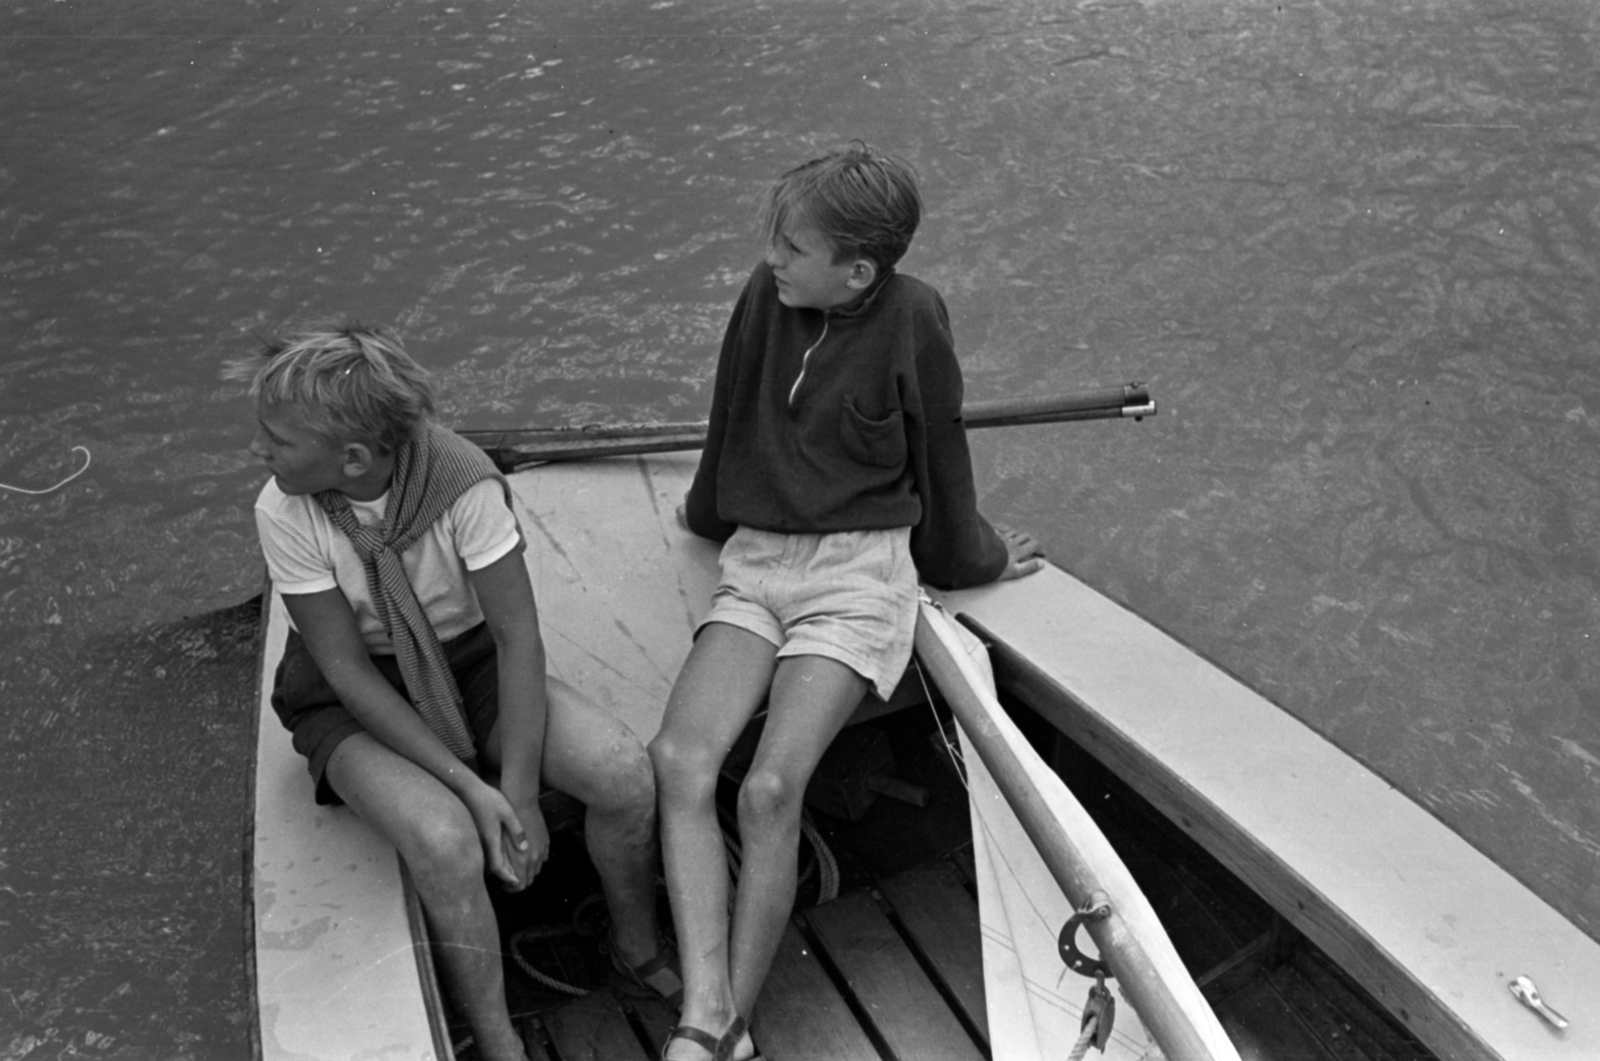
[451, 678, 1437, 1061]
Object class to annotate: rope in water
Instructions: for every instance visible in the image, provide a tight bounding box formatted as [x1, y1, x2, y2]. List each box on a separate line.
[0, 446, 91, 495]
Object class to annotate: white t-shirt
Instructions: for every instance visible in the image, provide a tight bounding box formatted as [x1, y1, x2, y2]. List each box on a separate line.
[255, 477, 522, 653]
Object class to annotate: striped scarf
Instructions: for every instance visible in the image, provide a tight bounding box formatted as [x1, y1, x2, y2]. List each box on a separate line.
[315, 423, 513, 767]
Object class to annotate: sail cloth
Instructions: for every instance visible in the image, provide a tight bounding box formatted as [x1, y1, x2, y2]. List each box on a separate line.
[937, 615, 1159, 1059]
[924, 606, 1241, 1060]
[963, 733, 1162, 1060]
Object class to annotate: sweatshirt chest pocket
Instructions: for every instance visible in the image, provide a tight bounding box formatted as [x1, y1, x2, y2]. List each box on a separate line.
[839, 396, 907, 469]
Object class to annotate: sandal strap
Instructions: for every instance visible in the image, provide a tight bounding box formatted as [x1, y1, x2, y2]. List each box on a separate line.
[663, 1024, 721, 1058]
[628, 948, 677, 980]
[613, 936, 684, 1007]
[714, 1016, 749, 1061]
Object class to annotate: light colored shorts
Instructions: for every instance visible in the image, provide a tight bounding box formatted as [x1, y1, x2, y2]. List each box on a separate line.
[698, 525, 919, 702]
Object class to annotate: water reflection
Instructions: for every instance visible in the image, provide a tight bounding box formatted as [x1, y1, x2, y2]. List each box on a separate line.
[1, 0, 1596, 1055]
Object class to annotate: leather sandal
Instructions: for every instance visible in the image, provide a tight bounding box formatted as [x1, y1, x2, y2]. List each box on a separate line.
[662, 1023, 719, 1061]
[660, 1015, 762, 1061]
[715, 1015, 760, 1061]
[611, 933, 684, 1009]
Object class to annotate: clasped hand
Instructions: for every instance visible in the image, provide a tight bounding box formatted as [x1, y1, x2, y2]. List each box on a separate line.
[463, 782, 550, 891]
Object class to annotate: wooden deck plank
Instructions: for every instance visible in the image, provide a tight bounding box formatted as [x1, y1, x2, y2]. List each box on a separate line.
[805, 892, 985, 1061]
[541, 986, 653, 1061]
[942, 566, 1600, 1060]
[752, 923, 880, 1061]
[1212, 976, 1347, 1061]
[517, 1014, 556, 1061]
[513, 454, 715, 745]
[877, 863, 988, 1045]
[626, 995, 680, 1057]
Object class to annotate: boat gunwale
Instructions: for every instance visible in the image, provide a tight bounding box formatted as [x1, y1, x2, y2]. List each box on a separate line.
[946, 569, 1600, 1061]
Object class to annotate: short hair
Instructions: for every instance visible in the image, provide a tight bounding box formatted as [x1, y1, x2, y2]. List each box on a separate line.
[224, 322, 434, 452]
[758, 141, 923, 271]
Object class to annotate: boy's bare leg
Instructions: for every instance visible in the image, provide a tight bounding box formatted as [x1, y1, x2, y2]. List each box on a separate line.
[728, 655, 868, 1019]
[535, 676, 663, 967]
[326, 732, 529, 1061]
[649, 624, 778, 1061]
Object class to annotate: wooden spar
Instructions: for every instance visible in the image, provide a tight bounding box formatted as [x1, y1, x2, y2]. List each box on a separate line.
[914, 604, 1239, 1061]
[460, 384, 1155, 470]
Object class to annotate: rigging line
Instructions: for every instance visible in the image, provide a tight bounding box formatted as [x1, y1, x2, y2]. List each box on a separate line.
[912, 654, 1060, 934]
[0, 446, 91, 495]
[919, 637, 1156, 1054]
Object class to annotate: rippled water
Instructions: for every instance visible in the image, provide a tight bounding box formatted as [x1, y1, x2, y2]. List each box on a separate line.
[2, 0, 1596, 1055]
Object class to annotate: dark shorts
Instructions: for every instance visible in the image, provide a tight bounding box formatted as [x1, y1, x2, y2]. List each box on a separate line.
[271, 621, 501, 805]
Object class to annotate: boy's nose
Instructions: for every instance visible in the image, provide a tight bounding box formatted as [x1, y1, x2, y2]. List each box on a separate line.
[248, 431, 270, 460]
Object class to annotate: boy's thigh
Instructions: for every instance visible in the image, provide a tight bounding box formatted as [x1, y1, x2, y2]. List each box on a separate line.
[755, 652, 872, 780]
[324, 730, 476, 853]
[538, 674, 651, 805]
[774, 528, 919, 703]
[274, 624, 500, 804]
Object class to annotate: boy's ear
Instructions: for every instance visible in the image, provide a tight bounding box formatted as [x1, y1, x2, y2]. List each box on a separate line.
[846, 257, 878, 290]
[341, 441, 376, 478]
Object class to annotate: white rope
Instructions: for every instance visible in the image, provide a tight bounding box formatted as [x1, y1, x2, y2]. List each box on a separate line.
[800, 811, 840, 904]
[506, 933, 589, 997]
[0, 446, 91, 495]
[506, 893, 605, 998]
[1066, 1012, 1100, 1061]
[716, 798, 839, 904]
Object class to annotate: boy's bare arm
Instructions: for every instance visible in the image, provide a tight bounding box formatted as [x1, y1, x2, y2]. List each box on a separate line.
[466, 549, 551, 888]
[281, 588, 531, 887]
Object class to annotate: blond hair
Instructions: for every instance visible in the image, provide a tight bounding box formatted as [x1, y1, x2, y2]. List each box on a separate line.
[758, 141, 923, 271]
[224, 322, 434, 452]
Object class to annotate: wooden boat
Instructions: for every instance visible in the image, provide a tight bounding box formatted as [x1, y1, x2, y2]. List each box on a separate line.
[249, 433, 1600, 1060]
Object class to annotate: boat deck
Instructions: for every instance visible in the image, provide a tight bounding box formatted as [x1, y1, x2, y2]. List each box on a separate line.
[514, 855, 986, 1061]
[464, 708, 1431, 1061]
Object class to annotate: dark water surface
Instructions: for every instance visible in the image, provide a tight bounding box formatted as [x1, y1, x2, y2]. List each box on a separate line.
[3, 0, 1596, 1055]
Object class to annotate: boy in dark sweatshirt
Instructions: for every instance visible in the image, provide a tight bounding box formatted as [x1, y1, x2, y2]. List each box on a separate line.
[650, 143, 1042, 1061]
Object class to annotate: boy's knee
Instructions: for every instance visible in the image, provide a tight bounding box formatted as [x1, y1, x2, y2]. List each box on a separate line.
[403, 804, 484, 882]
[646, 731, 687, 782]
[597, 736, 655, 814]
[737, 767, 802, 827]
[648, 732, 717, 800]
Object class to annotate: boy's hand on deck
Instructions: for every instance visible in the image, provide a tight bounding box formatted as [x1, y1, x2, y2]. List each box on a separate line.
[995, 525, 1046, 582]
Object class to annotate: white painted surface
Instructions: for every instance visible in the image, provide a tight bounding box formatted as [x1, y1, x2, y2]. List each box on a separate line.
[946, 566, 1600, 1060]
[253, 592, 440, 1061]
[511, 453, 717, 743]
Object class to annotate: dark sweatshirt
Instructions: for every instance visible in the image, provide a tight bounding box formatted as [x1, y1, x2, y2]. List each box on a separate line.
[684, 262, 1008, 590]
